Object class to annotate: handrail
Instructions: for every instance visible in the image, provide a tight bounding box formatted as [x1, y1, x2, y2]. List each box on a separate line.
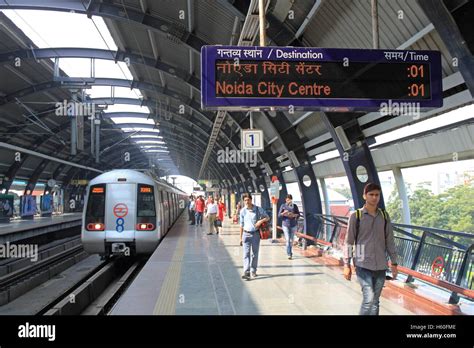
[293, 213, 474, 303]
[397, 264, 474, 300]
[315, 213, 474, 240]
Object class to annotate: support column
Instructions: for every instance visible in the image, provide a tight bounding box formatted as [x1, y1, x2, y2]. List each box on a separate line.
[256, 176, 270, 211]
[276, 171, 288, 227]
[393, 167, 411, 225]
[417, 0, 474, 95]
[294, 163, 323, 237]
[237, 182, 246, 196]
[319, 177, 331, 240]
[227, 185, 232, 218]
[244, 178, 254, 194]
[322, 113, 384, 209]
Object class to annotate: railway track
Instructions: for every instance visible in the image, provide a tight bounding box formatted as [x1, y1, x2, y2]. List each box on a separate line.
[0, 242, 87, 305]
[38, 256, 146, 315]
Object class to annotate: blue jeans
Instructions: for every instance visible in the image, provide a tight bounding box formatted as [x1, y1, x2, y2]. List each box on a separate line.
[242, 231, 260, 274]
[195, 212, 203, 225]
[282, 225, 296, 256]
[355, 267, 386, 315]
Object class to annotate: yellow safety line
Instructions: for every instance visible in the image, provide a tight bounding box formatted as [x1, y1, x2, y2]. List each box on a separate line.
[153, 228, 187, 315]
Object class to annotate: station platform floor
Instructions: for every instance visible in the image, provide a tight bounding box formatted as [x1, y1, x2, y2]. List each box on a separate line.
[111, 213, 468, 315]
[0, 213, 82, 243]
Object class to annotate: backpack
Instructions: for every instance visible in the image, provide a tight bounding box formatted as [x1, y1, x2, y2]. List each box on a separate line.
[354, 208, 388, 243]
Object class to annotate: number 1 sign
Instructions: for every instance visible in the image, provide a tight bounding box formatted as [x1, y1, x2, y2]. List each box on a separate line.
[241, 129, 264, 151]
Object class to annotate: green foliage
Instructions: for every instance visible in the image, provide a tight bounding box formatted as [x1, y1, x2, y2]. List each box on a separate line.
[331, 187, 352, 199]
[386, 183, 474, 243]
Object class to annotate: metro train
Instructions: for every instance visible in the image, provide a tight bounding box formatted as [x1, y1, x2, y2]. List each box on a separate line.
[81, 169, 187, 257]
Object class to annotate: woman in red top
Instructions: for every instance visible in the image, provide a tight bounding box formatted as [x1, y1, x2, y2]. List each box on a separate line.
[217, 197, 226, 234]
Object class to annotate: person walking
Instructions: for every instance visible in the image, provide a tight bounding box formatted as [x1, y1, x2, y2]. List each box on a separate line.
[194, 195, 205, 226]
[205, 196, 218, 235]
[343, 183, 399, 315]
[240, 193, 269, 280]
[188, 196, 196, 225]
[216, 197, 226, 234]
[233, 201, 241, 224]
[278, 194, 300, 260]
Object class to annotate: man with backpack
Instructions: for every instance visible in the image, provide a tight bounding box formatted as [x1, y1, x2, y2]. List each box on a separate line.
[240, 193, 269, 281]
[343, 182, 399, 315]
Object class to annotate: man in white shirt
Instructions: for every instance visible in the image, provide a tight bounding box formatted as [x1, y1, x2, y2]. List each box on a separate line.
[205, 196, 218, 235]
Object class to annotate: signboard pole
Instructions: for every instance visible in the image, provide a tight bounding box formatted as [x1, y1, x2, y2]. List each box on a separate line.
[259, 0, 266, 47]
[270, 176, 280, 242]
[259, 1, 278, 243]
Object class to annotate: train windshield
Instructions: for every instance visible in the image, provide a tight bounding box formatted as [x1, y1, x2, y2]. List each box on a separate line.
[86, 184, 106, 221]
[137, 184, 156, 217]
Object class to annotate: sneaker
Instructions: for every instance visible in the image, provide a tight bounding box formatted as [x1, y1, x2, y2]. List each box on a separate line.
[288, 255, 292, 260]
[251, 272, 257, 278]
[207, 232, 213, 235]
[216, 231, 219, 235]
[241, 273, 250, 280]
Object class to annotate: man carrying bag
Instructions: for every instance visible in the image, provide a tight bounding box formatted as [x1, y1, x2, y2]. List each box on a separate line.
[239, 193, 269, 280]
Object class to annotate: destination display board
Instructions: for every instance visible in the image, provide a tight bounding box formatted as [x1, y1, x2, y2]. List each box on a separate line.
[201, 46, 443, 111]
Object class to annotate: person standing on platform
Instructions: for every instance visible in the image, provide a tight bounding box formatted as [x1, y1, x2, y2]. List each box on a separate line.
[216, 196, 226, 234]
[233, 201, 241, 224]
[278, 194, 300, 260]
[188, 196, 196, 225]
[240, 193, 269, 280]
[343, 182, 399, 315]
[194, 195, 205, 226]
[205, 196, 218, 235]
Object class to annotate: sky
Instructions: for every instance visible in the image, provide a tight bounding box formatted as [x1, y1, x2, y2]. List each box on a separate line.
[1, 9, 472, 193]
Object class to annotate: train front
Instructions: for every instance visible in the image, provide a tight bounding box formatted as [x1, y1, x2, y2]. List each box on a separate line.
[81, 170, 159, 257]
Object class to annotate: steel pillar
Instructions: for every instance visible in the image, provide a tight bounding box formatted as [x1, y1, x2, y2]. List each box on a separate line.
[319, 177, 332, 240]
[256, 176, 270, 211]
[275, 171, 288, 227]
[417, 0, 474, 96]
[393, 167, 411, 225]
[294, 163, 322, 237]
[322, 113, 384, 209]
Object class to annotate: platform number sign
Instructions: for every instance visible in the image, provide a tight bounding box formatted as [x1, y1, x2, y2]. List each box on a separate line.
[241, 129, 264, 151]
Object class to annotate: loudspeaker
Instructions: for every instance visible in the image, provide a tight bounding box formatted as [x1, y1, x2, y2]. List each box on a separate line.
[334, 126, 351, 151]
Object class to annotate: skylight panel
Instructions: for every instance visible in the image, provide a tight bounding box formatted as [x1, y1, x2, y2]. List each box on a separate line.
[111, 117, 155, 125]
[130, 135, 163, 139]
[103, 104, 151, 114]
[121, 128, 160, 133]
[2, 10, 117, 50]
[135, 140, 166, 145]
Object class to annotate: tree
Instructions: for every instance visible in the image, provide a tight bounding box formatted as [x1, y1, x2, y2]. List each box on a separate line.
[331, 187, 352, 200]
[386, 184, 402, 223]
[386, 182, 474, 245]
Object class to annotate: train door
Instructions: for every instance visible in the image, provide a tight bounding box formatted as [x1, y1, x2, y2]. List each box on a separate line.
[104, 183, 136, 243]
[155, 189, 163, 239]
[159, 191, 165, 235]
[172, 194, 176, 221]
[169, 193, 174, 222]
[166, 192, 171, 229]
[161, 191, 168, 231]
